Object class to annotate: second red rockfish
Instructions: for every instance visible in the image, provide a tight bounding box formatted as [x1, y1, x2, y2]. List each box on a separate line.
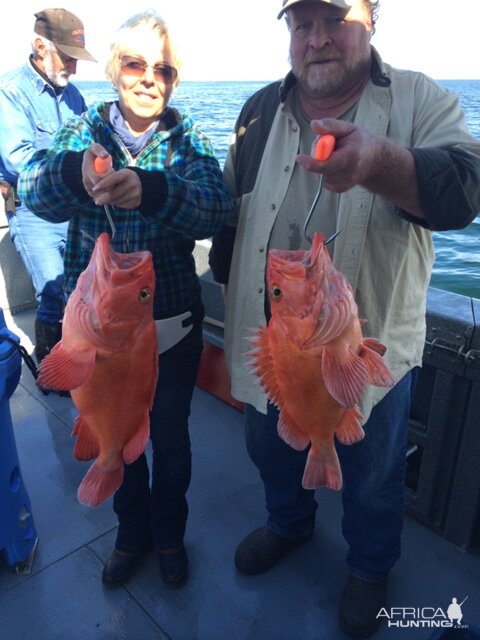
[248, 232, 394, 491]
[37, 233, 158, 506]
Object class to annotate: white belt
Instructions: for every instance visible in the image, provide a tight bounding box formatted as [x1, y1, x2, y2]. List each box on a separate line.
[155, 311, 193, 355]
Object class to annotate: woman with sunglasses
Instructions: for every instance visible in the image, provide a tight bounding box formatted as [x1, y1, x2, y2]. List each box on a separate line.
[18, 10, 233, 588]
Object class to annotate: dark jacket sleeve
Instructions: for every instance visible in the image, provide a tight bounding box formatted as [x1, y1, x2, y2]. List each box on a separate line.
[408, 146, 480, 230]
[61, 151, 90, 201]
[209, 223, 237, 284]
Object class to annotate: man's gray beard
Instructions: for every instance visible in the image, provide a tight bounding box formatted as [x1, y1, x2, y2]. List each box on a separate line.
[304, 75, 346, 98]
[43, 54, 69, 88]
[300, 65, 352, 99]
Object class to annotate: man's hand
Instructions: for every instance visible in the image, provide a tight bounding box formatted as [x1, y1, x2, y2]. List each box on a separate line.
[296, 118, 426, 219]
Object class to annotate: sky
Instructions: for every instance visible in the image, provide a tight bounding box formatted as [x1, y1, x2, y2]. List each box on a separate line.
[0, 1, 478, 82]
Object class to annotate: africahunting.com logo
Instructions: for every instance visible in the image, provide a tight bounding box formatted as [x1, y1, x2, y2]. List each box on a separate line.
[377, 595, 470, 630]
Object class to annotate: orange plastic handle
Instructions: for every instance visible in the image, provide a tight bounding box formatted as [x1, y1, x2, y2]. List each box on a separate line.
[314, 134, 335, 162]
[94, 155, 113, 174]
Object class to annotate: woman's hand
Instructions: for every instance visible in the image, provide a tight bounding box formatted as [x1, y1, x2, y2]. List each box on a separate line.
[82, 143, 142, 209]
[82, 143, 113, 197]
[92, 168, 142, 209]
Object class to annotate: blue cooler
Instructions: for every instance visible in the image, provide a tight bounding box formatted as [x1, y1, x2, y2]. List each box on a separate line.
[0, 308, 38, 571]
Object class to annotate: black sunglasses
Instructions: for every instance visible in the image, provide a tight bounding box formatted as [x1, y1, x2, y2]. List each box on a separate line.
[120, 56, 177, 84]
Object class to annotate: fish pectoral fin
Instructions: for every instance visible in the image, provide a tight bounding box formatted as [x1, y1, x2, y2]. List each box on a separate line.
[335, 406, 365, 445]
[122, 413, 150, 465]
[77, 462, 124, 507]
[277, 411, 310, 451]
[72, 416, 100, 460]
[37, 343, 97, 390]
[302, 447, 342, 491]
[322, 345, 367, 407]
[359, 338, 395, 388]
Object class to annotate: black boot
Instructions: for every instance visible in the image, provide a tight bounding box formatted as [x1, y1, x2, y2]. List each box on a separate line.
[234, 527, 313, 575]
[34, 320, 62, 366]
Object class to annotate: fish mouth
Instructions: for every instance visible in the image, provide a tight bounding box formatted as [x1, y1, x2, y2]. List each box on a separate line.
[268, 250, 308, 280]
[95, 233, 152, 286]
[110, 256, 152, 286]
[307, 232, 327, 266]
[269, 233, 326, 274]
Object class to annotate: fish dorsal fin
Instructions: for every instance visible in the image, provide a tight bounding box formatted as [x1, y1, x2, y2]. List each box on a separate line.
[321, 345, 367, 407]
[247, 327, 310, 451]
[277, 411, 310, 451]
[246, 326, 279, 399]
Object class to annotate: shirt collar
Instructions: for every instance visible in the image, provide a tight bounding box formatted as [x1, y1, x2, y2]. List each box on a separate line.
[26, 55, 64, 95]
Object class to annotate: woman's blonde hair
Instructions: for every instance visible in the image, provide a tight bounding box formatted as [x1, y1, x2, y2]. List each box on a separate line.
[105, 9, 181, 86]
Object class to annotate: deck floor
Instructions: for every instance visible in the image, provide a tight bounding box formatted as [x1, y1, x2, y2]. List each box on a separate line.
[1, 309, 480, 640]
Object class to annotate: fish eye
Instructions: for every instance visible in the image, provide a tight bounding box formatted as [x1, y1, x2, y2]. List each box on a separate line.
[139, 288, 151, 302]
[271, 285, 282, 301]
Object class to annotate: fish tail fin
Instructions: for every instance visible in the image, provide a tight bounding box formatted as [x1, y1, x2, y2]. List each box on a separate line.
[360, 338, 395, 387]
[302, 448, 342, 491]
[77, 462, 124, 507]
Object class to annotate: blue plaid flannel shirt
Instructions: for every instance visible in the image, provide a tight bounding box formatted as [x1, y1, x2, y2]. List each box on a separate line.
[18, 101, 233, 318]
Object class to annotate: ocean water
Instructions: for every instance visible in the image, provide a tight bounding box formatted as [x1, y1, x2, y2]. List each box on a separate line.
[76, 79, 480, 300]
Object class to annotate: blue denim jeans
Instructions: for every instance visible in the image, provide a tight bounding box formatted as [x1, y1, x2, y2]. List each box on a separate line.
[7, 204, 67, 324]
[244, 369, 418, 580]
[113, 305, 204, 553]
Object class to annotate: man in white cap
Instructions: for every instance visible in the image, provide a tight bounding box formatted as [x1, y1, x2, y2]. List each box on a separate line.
[0, 9, 95, 373]
[209, 0, 480, 636]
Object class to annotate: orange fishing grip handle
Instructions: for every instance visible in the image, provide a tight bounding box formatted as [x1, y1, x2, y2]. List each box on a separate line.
[314, 134, 335, 162]
[93, 154, 113, 174]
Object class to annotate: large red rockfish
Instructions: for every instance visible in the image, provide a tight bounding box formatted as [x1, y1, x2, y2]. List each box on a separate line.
[37, 233, 158, 506]
[248, 232, 394, 491]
